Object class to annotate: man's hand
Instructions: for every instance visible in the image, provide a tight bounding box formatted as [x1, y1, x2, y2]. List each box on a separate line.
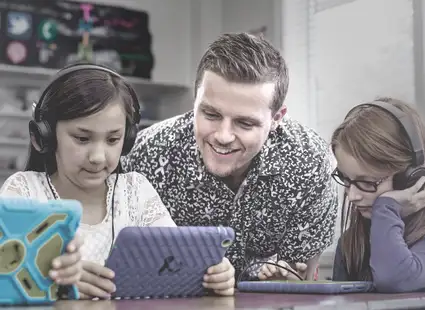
[258, 260, 307, 281]
[77, 261, 116, 300]
[203, 257, 235, 296]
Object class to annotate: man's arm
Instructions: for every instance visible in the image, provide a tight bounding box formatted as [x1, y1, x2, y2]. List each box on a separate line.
[305, 254, 320, 280]
[278, 151, 339, 277]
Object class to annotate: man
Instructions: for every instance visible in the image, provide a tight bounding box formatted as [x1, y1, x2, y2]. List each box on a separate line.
[122, 32, 338, 281]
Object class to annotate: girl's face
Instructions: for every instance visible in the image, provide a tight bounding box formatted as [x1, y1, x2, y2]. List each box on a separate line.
[54, 100, 126, 190]
[333, 146, 393, 219]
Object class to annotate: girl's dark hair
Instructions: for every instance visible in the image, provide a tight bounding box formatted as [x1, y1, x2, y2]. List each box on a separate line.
[25, 67, 136, 174]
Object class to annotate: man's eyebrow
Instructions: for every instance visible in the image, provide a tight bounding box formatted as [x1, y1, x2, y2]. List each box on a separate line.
[199, 101, 217, 110]
[235, 116, 262, 124]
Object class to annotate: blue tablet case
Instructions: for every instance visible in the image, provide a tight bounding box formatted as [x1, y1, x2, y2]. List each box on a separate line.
[237, 280, 374, 294]
[105, 226, 235, 299]
[0, 197, 82, 305]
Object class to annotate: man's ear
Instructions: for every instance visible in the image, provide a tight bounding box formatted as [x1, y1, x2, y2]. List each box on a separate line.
[271, 105, 287, 130]
[30, 133, 42, 152]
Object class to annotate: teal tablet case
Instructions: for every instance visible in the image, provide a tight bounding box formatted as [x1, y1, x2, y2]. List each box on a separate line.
[0, 197, 82, 305]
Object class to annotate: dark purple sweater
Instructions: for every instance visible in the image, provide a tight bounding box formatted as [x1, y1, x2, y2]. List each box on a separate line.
[332, 196, 425, 293]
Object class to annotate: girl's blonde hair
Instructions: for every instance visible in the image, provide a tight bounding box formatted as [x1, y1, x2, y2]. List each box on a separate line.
[331, 97, 425, 280]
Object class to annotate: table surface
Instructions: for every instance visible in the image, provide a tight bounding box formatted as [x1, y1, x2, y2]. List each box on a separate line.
[11, 292, 425, 310]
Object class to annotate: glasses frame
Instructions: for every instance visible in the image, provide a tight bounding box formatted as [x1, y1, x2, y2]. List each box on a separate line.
[331, 168, 388, 193]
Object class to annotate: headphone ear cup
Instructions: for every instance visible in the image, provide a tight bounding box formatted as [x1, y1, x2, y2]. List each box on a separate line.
[28, 120, 53, 154]
[393, 166, 425, 190]
[121, 124, 138, 156]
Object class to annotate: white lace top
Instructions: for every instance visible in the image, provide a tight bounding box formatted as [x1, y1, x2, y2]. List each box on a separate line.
[0, 171, 176, 264]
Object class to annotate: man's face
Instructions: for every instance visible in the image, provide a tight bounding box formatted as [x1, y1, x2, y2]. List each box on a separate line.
[194, 71, 285, 180]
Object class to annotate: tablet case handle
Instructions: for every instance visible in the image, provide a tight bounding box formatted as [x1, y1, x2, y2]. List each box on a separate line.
[57, 285, 79, 300]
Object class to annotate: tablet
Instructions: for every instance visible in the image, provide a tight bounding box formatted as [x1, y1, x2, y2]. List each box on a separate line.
[237, 280, 374, 294]
[0, 197, 82, 305]
[105, 226, 235, 299]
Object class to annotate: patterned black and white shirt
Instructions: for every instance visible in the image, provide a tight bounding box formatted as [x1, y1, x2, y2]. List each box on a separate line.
[121, 111, 338, 279]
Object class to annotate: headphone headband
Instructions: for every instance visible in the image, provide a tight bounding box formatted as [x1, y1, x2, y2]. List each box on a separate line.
[33, 63, 141, 124]
[29, 63, 141, 156]
[345, 101, 424, 167]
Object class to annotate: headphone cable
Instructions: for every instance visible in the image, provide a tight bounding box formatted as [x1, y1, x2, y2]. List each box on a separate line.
[44, 162, 118, 259]
[237, 261, 304, 283]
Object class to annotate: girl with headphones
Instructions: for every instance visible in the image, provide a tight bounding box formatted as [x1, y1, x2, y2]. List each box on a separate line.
[0, 64, 235, 299]
[331, 97, 425, 292]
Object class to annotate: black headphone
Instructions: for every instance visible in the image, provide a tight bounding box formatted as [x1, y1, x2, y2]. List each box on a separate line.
[29, 63, 141, 156]
[345, 100, 425, 190]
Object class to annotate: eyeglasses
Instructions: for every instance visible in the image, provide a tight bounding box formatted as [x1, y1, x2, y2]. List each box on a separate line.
[331, 168, 388, 193]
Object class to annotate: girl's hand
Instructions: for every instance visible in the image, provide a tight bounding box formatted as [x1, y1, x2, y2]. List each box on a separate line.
[49, 233, 84, 285]
[379, 177, 425, 218]
[77, 261, 116, 300]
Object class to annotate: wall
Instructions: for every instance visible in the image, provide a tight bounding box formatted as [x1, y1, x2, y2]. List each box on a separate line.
[311, 0, 417, 141]
[221, 0, 282, 48]
[188, 0, 223, 112]
[282, 0, 419, 136]
[281, 0, 313, 129]
[74, 0, 193, 86]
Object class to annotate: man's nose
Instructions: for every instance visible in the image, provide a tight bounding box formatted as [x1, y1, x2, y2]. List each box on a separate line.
[214, 121, 236, 145]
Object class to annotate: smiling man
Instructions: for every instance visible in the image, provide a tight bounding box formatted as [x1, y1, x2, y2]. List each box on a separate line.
[121, 32, 338, 281]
